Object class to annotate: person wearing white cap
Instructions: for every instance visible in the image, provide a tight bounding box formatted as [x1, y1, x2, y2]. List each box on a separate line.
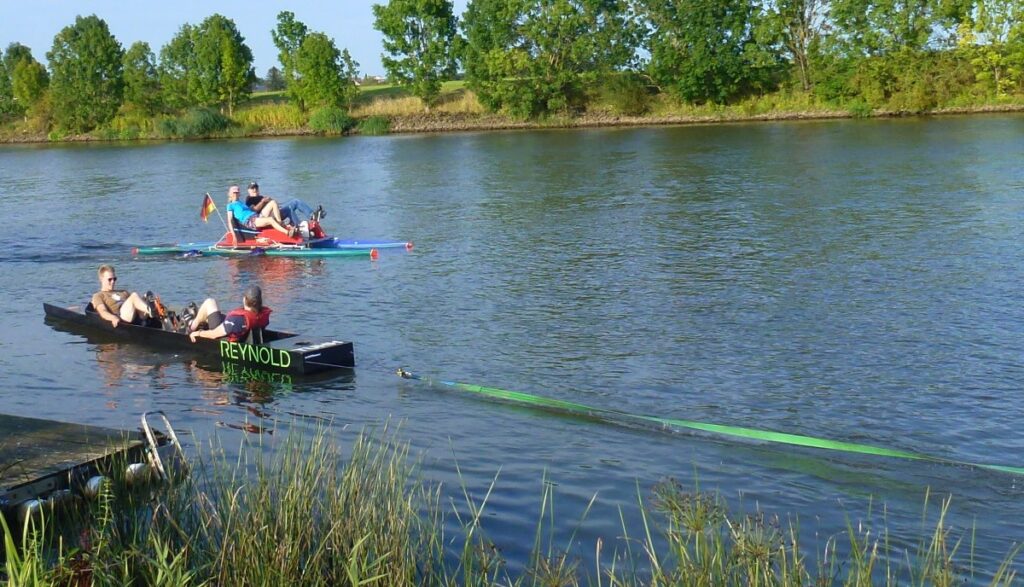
[225, 185, 296, 237]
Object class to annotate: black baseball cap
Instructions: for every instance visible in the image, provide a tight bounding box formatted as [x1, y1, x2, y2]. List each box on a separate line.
[248, 181, 259, 189]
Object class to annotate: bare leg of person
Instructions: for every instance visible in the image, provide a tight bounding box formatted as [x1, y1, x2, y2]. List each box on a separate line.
[189, 298, 220, 331]
[119, 292, 152, 322]
[254, 215, 295, 236]
[260, 199, 284, 224]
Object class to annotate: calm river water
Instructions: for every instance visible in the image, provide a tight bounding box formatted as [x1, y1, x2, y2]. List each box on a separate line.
[3, 115, 1024, 580]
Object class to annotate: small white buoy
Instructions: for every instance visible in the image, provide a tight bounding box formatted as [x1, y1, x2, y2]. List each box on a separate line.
[125, 462, 150, 484]
[84, 475, 109, 499]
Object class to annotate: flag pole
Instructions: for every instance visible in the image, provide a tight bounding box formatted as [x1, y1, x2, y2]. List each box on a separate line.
[203, 192, 229, 233]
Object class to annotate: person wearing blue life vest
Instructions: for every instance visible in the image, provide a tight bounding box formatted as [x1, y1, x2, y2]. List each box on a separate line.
[188, 285, 272, 343]
[225, 185, 296, 237]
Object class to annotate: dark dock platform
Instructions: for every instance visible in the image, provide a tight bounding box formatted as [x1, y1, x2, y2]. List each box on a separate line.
[1, 414, 149, 512]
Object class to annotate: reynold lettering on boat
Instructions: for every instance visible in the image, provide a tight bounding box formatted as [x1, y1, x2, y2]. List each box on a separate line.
[220, 339, 292, 368]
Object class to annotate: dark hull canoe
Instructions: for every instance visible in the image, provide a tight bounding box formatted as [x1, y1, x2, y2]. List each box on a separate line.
[43, 303, 354, 375]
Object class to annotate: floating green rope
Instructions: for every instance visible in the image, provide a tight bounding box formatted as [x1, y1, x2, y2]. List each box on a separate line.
[396, 368, 1024, 477]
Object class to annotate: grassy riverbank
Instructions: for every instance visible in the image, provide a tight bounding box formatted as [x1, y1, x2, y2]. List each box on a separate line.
[3, 82, 1024, 144]
[2, 424, 1019, 586]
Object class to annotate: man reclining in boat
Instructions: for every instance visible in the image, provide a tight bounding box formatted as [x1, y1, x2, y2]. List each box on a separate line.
[187, 285, 272, 343]
[246, 181, 324, 229]
[226, 185, 297, 238]
[90, 264, 155, 328]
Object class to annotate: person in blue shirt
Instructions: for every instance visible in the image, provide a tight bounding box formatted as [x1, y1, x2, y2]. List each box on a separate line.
[225, 185, 296, 237]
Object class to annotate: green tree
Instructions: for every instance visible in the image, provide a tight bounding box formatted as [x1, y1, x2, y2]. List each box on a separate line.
[829, 0, 935, 56]
[643, 0, 765, 103]
[763, 0, 829, 91]
[123, 41, 160, 114]
[373, 0, 457, 106]
[462, 0, 639, 118]
[191, 14, 254, 115]
[294, 32, 358, 109]
[340, 49, 362, 107]
[47, 15, 124, 132]
[0, 50, 15, 116]
[265, 66, 286, 91]
[1, 44, 40, 117]
[272, 11, 309, 109]
[12, 59, 48, 115]
[3, 43, 34, 76]
[961, 0, 1024, 95]
[159, 24, 196, 110]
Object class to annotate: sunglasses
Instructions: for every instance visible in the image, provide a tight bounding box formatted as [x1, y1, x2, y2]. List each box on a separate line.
[106, 277, 117, 283]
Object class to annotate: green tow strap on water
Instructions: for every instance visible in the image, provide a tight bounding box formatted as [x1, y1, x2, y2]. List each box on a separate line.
[396, 368, 1024, 477]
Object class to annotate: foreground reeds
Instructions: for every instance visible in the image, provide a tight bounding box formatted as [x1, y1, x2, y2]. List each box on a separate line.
[2, 422, 1020, 586]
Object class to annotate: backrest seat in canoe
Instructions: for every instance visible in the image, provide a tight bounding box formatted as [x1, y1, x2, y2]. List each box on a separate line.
[230, 218, 260, 242]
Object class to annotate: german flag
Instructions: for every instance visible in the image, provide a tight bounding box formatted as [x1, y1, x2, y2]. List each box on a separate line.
[200, 193, 216, 222]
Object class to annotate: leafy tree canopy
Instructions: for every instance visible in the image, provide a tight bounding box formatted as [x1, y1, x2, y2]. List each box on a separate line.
[47, 14, 124, 132]
[265, 66, 286, 91]
[463, 0, 639, 118]
[123, 41, 160, 114]
[191, 14, 254, 115]
[158, 24, 196, 110]
[373, 0, 458, 106]
[643, 0, 778, 104]
[272, 11, 309, 108]
[294, 32, 348, 109]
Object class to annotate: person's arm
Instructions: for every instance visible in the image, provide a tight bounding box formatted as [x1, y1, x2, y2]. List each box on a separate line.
[251, 196, 269, 212]
[91, 293, 120, 327]
[190, 324, 227, 342]
[228, 210, 243, 247]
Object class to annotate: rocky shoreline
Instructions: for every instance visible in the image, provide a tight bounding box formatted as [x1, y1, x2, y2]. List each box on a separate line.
[2, 103, 1023, 144]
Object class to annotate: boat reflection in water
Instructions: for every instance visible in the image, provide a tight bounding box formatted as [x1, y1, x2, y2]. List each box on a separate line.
[48, 315, 355, 434]
[223, 255, 330, 308]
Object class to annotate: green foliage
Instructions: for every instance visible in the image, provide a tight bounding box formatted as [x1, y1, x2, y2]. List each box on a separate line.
[3, 42, 33, 75]
[308, 106, 354, 134]
[11, 59, 47, 112]
[293, 32, 353, 110]
[357, 115, 392, 134]
[191, 14, 254, 116]
[0, 52, 14, 117]
[760, 0, 829, 91]
[339, 49, 361, 108]
[122, 41, 160, 115]
[643, 0, 778, 105]
[829, 0, 935, 56]
[233, 101, 306, 129]
[372, 0, 458, 106]
[599, 71, 653, 115]
[462, 0, 640, 119]
[47, 14, 124, 132]
[158, 24, 195, 110]
[156, 106, 232, 138]
[2, 428, 1021, 586]
[265, 65, 286, 91]
[273, 11, 310, 110]
[847, 98, 874, 116]
[0, 42, 35, 116]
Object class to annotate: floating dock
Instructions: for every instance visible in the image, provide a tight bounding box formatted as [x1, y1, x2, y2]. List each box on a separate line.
[1, 412, 182, 523]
